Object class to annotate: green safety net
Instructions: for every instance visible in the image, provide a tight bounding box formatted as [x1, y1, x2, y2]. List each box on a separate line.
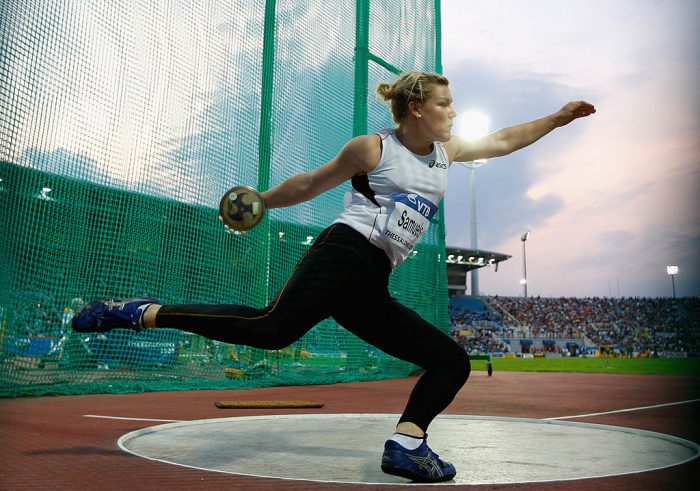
[0, 0, 448, 397]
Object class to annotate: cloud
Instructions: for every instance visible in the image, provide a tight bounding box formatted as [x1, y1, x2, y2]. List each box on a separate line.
[443, 62, 579, 249]
[441, 0, 700, 297]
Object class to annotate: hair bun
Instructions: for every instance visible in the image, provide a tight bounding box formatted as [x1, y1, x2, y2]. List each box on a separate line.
[376, 82, 393, 101]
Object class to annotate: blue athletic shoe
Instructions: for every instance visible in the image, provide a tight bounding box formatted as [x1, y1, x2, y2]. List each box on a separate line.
[381, 434, 456, 483]
[71, 297, 161, 332]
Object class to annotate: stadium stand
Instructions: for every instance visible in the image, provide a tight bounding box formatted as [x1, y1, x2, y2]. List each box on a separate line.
[449, 295, 700, 358]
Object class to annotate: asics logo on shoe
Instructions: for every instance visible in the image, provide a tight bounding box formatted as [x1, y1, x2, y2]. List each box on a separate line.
[407, 454, 446, 478]
[103, 300, 125, 310]
[104, 298, 153, 310]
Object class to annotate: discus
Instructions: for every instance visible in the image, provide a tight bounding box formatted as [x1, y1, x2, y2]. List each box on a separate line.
[218, 185, 265, 232]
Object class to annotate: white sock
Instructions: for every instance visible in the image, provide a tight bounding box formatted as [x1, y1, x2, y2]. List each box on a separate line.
[390, 433, 423, 450]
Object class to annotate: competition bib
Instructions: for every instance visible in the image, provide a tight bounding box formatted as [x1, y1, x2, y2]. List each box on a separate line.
[384, 193, 438, 251]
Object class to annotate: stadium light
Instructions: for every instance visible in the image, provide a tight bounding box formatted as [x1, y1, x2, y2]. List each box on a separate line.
[521, 232, 529, 298]
[666, 265, 678, 298]
[455, 110, 490, 297]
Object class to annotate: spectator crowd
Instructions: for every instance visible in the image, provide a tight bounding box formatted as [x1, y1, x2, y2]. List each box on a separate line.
[450, 295, 700, 356]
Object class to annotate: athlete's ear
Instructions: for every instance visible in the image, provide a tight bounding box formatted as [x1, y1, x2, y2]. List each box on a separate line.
[408, 100, 422, 119]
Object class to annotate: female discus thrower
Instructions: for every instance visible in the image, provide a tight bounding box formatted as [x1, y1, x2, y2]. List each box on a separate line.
[73, 71, 595, 483]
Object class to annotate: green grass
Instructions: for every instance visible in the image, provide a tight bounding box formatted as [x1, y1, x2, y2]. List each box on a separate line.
[470, 357, 700, 376]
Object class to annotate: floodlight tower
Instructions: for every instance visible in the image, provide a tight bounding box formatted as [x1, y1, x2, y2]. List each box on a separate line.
[666, 265, 678, 298]
[456, 111, 490, 297]
[521, 231, 530, 297]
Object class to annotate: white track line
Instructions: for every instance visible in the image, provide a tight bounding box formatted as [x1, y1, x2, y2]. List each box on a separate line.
[84, 398, 700, 425]
[545, 398, 700, 421]
[84, 414, 182, 423]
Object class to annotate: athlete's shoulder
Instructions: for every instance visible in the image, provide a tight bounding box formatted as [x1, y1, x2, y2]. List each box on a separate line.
[345, 133, 382, 153]
[340, 133, 382, 173]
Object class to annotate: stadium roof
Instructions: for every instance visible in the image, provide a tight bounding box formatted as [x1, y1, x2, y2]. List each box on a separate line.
[445, 247, 512, 272]
[445, 247, 512, 295]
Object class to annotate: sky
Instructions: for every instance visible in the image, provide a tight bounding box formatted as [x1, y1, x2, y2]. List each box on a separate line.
[6, 0, 698, 301]
[439, 0, 699, 298]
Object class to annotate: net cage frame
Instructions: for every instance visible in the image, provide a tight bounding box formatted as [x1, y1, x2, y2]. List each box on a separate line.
[0, 0, 448, 397]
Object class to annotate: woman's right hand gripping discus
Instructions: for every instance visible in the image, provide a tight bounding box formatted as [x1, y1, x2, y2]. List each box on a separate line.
[218, 185, 266, 232]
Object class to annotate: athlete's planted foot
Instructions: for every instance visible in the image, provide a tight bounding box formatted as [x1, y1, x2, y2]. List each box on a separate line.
[381, 434, 456, 483]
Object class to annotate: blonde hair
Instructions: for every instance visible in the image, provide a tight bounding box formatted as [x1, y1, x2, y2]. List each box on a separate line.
[376, 71, 450, 123]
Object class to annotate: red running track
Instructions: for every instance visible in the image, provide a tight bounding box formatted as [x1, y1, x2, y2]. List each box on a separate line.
[1, 371, 699, 490]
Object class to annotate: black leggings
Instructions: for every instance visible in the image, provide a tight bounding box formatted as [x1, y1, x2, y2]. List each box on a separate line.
[157, 223, 470, 431]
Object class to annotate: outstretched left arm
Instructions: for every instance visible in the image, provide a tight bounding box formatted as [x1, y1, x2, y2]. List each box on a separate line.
[446, 100, 596, 163]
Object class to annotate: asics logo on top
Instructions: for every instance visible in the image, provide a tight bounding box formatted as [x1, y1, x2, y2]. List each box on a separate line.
[428, 159, 447, 169]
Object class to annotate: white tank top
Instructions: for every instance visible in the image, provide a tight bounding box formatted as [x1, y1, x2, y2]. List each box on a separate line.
[333, 128, 449, 268]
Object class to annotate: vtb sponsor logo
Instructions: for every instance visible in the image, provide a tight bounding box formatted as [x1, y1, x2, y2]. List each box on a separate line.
[399, 193, 438, 219]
